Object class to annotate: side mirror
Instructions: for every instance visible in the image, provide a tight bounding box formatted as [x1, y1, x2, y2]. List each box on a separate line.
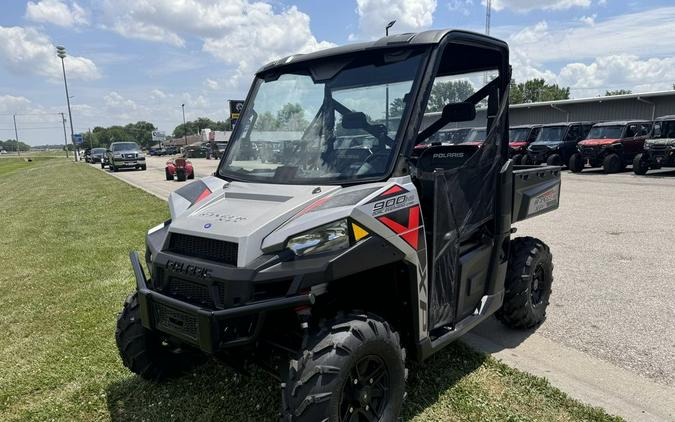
[442, 102, 476, 122]
[341, 112, 369, 130]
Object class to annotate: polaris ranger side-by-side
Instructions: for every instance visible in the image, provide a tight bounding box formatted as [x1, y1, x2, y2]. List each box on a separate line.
[633, 115, 675, 175]
[508, 124, 541, 165]
[570, 120, 652, 174]
[116, 30, 561, 421]
[526, 121, 594, 168]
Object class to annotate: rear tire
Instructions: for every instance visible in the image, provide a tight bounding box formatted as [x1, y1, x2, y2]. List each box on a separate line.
[141, 165, 147, 171]
[603, 153, 622, 174]
[568, 153, 584, 173]
[188, 171, 194, 180]
[115, 293, 205, 380]
[165, 169, 173, 181]
[633, 153, 649, 175]
[546, 154, 562, 166]
[282, 312, 406, 422]
[497, 237, 553, 329]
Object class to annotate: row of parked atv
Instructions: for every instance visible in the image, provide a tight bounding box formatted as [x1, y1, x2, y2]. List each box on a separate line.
[502, 115, 675, 175]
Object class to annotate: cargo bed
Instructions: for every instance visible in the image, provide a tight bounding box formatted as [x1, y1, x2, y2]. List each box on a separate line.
[512, 165, 561, 223]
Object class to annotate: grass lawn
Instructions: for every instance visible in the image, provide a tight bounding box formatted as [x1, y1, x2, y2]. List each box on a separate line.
[0, 158, 622, 421]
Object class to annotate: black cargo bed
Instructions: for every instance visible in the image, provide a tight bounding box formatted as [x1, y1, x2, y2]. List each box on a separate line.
[512, 165, 561, 223]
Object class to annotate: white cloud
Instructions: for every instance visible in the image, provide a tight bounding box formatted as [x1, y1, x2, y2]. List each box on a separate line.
[579, 14, 596, 25]
[100, 0, 334, 88]
[25, 0, 89, 27]
[485, 0, 591, 12]
[150, 89, 167, 99]
[511, 20, 549, 43]
[352, 0, 437, 40]
[509, 7, 675, 63]
[0, 95, 33, 114]
[0, 26, 100, 81]
[204, 79, 219, 90]
[558, 55, 675, 96]
[104, 91, 138, 111]
[448, 0, 473, 16]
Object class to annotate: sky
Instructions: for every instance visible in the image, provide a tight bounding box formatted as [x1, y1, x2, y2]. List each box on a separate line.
[1, 0, 675, 146]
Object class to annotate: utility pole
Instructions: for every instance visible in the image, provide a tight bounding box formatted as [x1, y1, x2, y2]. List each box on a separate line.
[88, 127, 93, 150]
[484, 0, 492, 85]
[13, 114, 20, 157]
[385, 20, 396, 133]
[181, 103, 187, 146]
[57, 46, 78, 161]
[60, 113, 69, 158]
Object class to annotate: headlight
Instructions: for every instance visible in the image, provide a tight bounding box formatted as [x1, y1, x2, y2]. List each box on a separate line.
[286, 219, 350, 257]
[113, 153, 122, 158]
[643, 144, 650, 150]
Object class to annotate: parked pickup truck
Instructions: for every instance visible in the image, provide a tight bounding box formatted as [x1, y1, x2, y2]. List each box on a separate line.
[633, 115, 675, 175]
[526, 121, 594, 168]
[570, 120, 652, 173]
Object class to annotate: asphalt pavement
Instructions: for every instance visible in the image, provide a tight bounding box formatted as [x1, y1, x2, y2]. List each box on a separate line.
[93, 156, 675, 420]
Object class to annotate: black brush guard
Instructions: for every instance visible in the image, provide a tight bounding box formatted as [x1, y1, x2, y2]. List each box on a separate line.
[130, 251, 314, 353]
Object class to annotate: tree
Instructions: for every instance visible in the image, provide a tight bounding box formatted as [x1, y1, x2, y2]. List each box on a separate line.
[389, 97, 405, 117]
[276, 103, 308, 131]
[1, 139, 30, 152]
[427, 80, 475, 112]
[510, 78, 570, 104]
[605, 89, 632, 96]
[254, 112, 280, 131]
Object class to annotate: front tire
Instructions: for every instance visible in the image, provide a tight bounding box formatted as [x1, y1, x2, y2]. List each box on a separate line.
[176, 168, 187, 181]
[282, 312, 406, 422]
[512, 154, 523, 165]
[546, 154, 562, 166]
[633, 153, 649, 175]
[497, 237, 553, 329]
[568, 153, 584, 173]
[603, 153, 623, 174]
[115, 293, 205, 380]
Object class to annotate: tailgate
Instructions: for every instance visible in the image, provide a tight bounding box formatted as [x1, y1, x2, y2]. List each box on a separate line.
[512, 165, 561, 223]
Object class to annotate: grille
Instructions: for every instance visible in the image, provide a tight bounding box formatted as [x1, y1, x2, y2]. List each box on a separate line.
[651, 145, 667, 151]
[124, 153, 136, 159]
[154, 303, 199, 341]
[168, 233, 238, 265]
[163, 277, 224, 307]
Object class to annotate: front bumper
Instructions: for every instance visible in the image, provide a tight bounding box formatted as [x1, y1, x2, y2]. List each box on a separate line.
[113, 158, 145, 167]
[130, 251, 314, 353]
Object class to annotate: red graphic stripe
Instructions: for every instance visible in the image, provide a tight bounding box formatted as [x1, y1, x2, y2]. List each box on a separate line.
[377, 205, 421, 250]
[381, 185, 403, 196]
[195, 188, 212, 203]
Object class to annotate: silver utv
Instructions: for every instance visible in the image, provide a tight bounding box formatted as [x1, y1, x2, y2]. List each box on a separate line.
[116, 29, 560, 421]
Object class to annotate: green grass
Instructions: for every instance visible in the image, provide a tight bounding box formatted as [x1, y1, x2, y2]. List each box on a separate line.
[0, 159, 623, 421]
[0, 156, 60, 176]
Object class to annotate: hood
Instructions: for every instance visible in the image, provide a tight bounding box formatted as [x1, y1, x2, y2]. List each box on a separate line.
[509, 141, 528, 148]
[167, 177, 342, 265]
[578, 138, 619, 147]
[645, 137, 675, 146]
[530, 141, 561, 149]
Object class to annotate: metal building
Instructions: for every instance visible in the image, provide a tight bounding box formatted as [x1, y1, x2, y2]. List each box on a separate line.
[421, 90, 675, 130]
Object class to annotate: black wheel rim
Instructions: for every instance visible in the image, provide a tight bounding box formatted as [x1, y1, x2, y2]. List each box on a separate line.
[531, 264, 546, 306]
[339, 355, 390, 422]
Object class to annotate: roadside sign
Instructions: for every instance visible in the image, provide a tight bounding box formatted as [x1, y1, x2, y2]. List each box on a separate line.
[72, 133, 84, 145]
[229, 100, 244, 127]
[152, 130, 166, 141]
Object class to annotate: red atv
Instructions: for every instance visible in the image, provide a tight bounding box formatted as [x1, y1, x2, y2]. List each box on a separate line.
[165, 158, 194, 181]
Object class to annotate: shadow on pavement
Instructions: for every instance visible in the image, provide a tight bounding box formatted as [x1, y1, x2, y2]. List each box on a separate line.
[464, 316, 538, 353]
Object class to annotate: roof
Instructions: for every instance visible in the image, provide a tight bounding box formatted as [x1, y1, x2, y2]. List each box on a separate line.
[541, 121, 596, 127]
[511, 90, 675, 109]
[593, 120, 650, 127]
[510, 124, 542, 129]
[655, 115, 675, 121]
[257, 29, 508, 74]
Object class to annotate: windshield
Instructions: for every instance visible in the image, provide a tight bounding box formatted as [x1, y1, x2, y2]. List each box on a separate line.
[653, 120, 675, 138]
[509, 128, 530, 142]
[536, 126, 565, 143]
[464, 128, 486, 143]
[112, 142, 140, 152]
[587, 125, 623, 139]
[92, 148, 106, 154]
[424, 128, 470, 145]
[219, 50, 425, 184]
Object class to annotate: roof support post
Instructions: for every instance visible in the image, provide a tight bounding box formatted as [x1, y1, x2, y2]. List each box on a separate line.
[636, 96, 656, 121]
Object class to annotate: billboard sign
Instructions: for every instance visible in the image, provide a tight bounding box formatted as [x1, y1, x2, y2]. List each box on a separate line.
[72, 133, 84, 145]
[152, 130, 166, 141]
[229, 100, 244, 127]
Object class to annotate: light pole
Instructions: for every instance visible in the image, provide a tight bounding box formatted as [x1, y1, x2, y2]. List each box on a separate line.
[60, 112, 69, 158]
[56, 45, 78, 161]
[385, 20, 396, 132]
[181, 103, 187, 146]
